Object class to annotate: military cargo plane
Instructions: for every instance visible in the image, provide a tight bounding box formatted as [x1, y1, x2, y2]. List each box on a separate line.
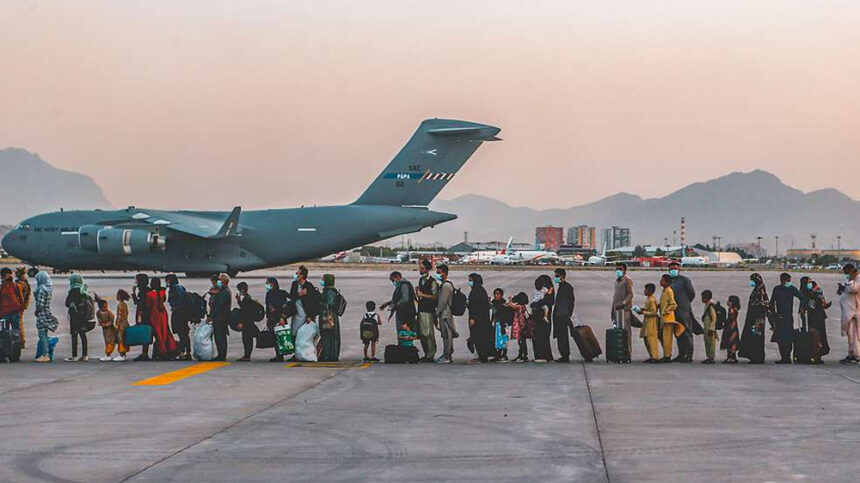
[1, 119, 500, 277]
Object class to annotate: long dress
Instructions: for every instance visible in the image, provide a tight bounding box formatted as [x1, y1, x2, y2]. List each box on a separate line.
[531, 291, 555, 361]
[467, 286, 493, 362]
[739, 284, 768, 363]
[146, 289, 177, 358]
[318, 288, 341, 362]
[806, 289, 831, 356]
[720, 307, 740, 353]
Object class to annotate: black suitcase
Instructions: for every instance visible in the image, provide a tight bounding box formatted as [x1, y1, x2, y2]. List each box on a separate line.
[572, 325, 602, 362]
[384, 344, 419, 364]
[605, 327, 629, 363]
[793, 313, 815, 364]
[0, 317, 22, 363]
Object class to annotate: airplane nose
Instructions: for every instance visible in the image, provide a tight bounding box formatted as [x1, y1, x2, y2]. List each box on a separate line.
[1, 230, 15, 255]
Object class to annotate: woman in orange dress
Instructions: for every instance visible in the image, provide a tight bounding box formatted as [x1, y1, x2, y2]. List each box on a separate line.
[146, 277, 177, 360]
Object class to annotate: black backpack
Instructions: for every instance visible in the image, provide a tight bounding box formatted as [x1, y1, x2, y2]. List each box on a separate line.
[303, 284, 321, 319]
[449, 283, 467, 317]
[250, 299, 265, 322]
[185, 292, 208, 322]
[714, 302, 727, 331]
[335, 290, 348, 317]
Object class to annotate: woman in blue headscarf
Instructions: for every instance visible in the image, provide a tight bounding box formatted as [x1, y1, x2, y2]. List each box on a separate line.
[34, 271, 58, 362]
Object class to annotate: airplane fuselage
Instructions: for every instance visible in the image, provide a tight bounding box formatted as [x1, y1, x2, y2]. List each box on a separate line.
[2, 205, 454, 275]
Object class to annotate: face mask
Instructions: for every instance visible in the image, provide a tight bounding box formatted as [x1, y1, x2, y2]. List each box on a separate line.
[320, 281, 325, 287]
[669, 269, 679, 278]
[784, 282, 792, 288]
[216, 281, 223, 288]
[434, 273, 442, 281]
[540, 287, 549, 294]
[615, 270, 624, 279]
[749, 280, 756, 287]
[553, 277, 561, 284]
[467, 281, 474, 287]
[293, 274, 299, 282]
[392, 280, 399, 287]
[265, 284, 272, 292]
[806, 283, 813, 290]
[846, 274, 852, 281]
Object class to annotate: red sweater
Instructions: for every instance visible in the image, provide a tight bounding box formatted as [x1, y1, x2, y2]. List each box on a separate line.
[0, 281, 23, 316]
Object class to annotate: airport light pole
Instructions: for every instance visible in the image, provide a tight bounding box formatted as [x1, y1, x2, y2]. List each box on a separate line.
[756, 236, 763, 257]
[775, 236, 780, 267]
[838, 235, 842, 261]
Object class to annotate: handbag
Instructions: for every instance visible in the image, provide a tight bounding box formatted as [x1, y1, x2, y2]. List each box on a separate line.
[257, 329, 276, 349]
[125, 324, 154, 346]
[630, 313, 643, 329]
[691, 317, 704, 336]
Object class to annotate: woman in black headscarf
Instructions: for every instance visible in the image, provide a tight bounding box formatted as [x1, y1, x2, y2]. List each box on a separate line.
[467, 273, 494, 363]
[530, 274, 555, 363]
[738, 273, 768, 364]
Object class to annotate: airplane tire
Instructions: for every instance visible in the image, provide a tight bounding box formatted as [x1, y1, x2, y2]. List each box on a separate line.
[27, 267, 39, 278]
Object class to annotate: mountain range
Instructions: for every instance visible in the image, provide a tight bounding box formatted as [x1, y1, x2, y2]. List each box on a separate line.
[1, 147, 855, 252]
[0, 148, 112, 225]
[426, 170, 857, 251]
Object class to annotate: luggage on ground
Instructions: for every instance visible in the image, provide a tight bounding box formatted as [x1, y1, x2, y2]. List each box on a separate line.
[193, 322, 216, 361]
[605, 311, 630, 363]
[256, 329, 276, 349]
[0, 317, 22, 363]
[274, 324, 294, 356]
[294, 322, 319, 362]
[384, 344, 419, 363]
[124, 324, 154, 346]
[35, 336, 59, 361]
[572, 325, 602, 362]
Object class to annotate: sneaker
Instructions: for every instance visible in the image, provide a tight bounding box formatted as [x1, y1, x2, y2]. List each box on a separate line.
[658, 357, 672, 363]
[35, 356, 50, 363]
[533, 359, 548, 363]
[80, 356, 88, 362]
[643, 358, 656, 363]
[839, 356, 858, 365]
[64, 356, 79, 362]
[435, 357, 452, 364]
[370, 357, 380, 362]
[112, 355, 126, 362]
[99, 356, 112, 362]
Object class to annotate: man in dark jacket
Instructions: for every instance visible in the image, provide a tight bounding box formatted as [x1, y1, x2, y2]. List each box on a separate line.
[552, 268, 575, 362]
[770, 272, 801, 363]
[415, 259, 439, 361]
[166, 274, 191, 361]
[669, 262, 696, 362]
[265, 277, 289, 362]
[207, 273, 232, 361]
[381, 271, 416, 334]
[131, 273, 152, 361]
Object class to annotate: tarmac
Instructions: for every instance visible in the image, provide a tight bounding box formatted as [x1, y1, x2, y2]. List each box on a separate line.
[1, 268, 859, 482]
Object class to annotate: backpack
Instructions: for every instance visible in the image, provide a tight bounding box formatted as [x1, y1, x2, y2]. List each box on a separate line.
[360, 313, 379, 341]
[448, 282, 467, 317]
[71, 293, 96, 323]
[185, 292, 208, 323]
[335, 290, 348, 317]
[303, 284, 321, 319]
[250, 299, 266, 323]
[714, 302, 727, 331]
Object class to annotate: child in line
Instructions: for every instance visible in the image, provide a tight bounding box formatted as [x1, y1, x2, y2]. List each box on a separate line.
[360, 301, 382, 362]
[398, 321, 418, 347]
[634, 283, 660, 363]
[507, 292, 530, 363]
[113, 290, 130, 361]
[96, 299, 117, 362]
[491, 288, 511, 362]
[721, 295, 741, 364]
[659, 274, 684, 363]
[701, 290, 719, 364]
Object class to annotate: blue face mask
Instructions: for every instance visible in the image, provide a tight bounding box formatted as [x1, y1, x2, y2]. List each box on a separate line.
[749, 280, 756, 287]
[320, 281, 325, 287]
[467, 281, 474, 287]
[216, 280, 223, 288]
[846, 274, 852, 281]
[553, 277, 561, 284]
[392, 280, 399, 287]
[669, 269, 679, 278]
[293, 274, 299, 282]
[265, 284, 272, 292]
[615, 270, 624, 279]
[434, 273, 442, 282]
[806, 283, 813, 290]
[784, 282, 793, 288]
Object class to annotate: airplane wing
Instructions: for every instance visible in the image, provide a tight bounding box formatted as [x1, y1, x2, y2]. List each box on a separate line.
[130, 207, 242, 239]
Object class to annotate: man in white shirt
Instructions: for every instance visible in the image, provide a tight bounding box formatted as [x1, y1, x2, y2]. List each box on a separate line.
[838, 263, 860, 364]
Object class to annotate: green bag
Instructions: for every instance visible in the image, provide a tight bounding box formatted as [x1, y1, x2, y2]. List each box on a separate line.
[274, 324, 294, 356]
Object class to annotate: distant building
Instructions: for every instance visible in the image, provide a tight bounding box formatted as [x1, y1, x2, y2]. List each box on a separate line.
[535, 226, 564, 251]
[784, 248, 860, 261]
[567, 225, 597, 249]
[726, 243, 768, 259]
[448, 241, 532, 255]
[600, 226, 631, 250]
[557, 244, 595, 258]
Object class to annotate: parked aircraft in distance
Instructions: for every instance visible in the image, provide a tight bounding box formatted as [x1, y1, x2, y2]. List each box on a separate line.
[491, 247, 559, 265]
[587, 243, 608, 266]
[319, 251, 350, 262]
[681, 256, 709, 267]
[459, 237, 513, 264]
[1, 119, 501, 277]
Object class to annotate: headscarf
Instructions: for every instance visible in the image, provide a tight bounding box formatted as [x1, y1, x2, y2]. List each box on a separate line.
[218, 273, 231, 286]
[69, 273, 87, 295]
[35, 271, 52, 294]
[748, 273, 768, 311]
[323, 273, 335, 288]
[468, 273, 483, 288]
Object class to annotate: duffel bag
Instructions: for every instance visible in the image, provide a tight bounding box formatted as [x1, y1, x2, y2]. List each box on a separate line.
[125, 324, 154, 346]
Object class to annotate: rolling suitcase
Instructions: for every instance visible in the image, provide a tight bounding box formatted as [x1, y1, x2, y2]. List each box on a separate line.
[605, 311, 630, 363]
[793, 313, 815, 364]
[125, 324, 154, 346]
[572, 325, 602, 362]
[0, 317, 22, 363]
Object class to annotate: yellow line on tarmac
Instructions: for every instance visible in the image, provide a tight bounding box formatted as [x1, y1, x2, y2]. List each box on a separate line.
[132, 362, 231, 386]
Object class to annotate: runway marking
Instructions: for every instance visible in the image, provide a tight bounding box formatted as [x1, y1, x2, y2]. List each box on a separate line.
[132, 362, 231, 386]
[284, 361, 370, 369]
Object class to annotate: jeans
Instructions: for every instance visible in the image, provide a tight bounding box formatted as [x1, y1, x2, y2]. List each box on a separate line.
[38, 328, 50, 358]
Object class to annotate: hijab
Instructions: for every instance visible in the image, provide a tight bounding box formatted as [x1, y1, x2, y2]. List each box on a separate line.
[323, 273, 335, 288]
[35, 271, 52, 294]
[468, 273, 483, 288]
[69, 273, 87, 295]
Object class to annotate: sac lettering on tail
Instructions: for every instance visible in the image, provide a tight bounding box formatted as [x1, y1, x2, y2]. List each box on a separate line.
[353, 119, 501, 207]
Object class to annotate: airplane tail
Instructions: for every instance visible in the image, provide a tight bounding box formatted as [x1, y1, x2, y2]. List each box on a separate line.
[353, 118, 501, 207]
[501, 236, 513, 254]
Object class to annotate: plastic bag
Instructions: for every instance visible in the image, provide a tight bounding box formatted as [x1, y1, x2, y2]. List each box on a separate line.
[275, 324, 294, 356]
[294, 322, 319, 362]
[193, 323, 216, 361]
[35, 337, 59, 361]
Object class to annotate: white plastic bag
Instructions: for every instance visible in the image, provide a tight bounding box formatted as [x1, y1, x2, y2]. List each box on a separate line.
[193, 323, 216, 361]
[294, 321, 319, 362]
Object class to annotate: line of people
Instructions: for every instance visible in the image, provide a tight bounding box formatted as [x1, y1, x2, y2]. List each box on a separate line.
[2, 260, 859, 365]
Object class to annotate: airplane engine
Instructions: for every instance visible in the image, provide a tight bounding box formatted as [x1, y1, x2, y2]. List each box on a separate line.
[96, 228, 166, 256]
[78, 225, 101, 252]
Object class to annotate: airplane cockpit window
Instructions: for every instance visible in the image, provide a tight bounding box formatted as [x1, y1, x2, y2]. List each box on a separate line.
[16, 224, 32, 231]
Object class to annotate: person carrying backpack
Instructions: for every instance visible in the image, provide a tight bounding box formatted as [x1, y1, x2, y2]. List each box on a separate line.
[700, 290, 719, 364]
[360, 301, 382, 362]
[380, 271, 416, 335]
[434, 264, 457, 364]
[64, 274, 93, 362]
[234, 281, 262, 362]
[318, 274, 342, 362]
[166, 274, 192, 361]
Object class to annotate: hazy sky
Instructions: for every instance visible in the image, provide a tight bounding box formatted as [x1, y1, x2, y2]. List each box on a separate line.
[2, 0, 859, 211]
